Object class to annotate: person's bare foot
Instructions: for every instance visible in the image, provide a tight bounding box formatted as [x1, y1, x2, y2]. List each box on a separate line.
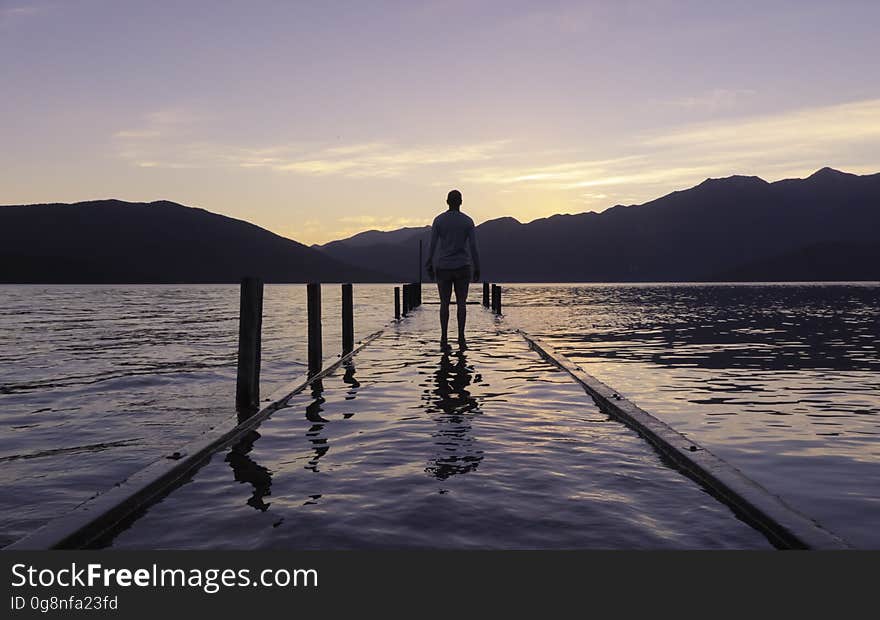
[458, 337, 468, 351]
[440, 338, 451, 352]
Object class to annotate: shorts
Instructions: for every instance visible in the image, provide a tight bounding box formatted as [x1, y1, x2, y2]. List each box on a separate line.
[435, 265, 471, 283]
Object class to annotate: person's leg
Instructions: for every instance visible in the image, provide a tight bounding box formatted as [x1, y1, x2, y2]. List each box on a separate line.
[437, 277, 453, 348]
[452, 271, 470, 349]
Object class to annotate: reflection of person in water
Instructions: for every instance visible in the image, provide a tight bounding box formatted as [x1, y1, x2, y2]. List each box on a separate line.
[424, 351, 483, 480]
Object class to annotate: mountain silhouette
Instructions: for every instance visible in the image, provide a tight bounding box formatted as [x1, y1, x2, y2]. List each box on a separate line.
[314, 226, 430, 250]
[0, 199, 388, 283]
[315, 168, 880, 282]
[3, 169, 877, 284]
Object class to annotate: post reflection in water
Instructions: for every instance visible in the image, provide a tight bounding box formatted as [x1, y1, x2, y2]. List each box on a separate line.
[423, 351, 483, 480]
[304, 379, 329, 472]
[224, 429, 272, 512]
[341, 360, 360, 413]
[225, 361, 362, 513]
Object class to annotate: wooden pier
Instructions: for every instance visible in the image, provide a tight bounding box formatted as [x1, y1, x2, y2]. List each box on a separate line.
[7, 280, 849, 550]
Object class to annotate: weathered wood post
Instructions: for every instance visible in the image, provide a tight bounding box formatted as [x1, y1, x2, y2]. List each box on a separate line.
[394, 286, 401, 319]
[483, 282, 490, 307]
[492, 284, 502, 314]
[236, 277, 263, 414]
[307, 283, 322, 376]
[402, 284, 409, 315]
[341, 283, 354, 354]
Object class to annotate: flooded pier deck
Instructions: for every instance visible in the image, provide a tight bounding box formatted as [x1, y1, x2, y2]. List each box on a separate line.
[98, 308, 773, 549]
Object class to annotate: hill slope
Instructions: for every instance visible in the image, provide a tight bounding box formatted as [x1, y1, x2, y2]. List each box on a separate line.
[315, 226, 433, 283]
[0, 200, 388, 283]
[315, 168, 880, 282]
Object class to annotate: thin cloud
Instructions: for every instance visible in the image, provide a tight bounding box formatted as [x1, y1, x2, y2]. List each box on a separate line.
[113, 129, 162, 139]
[114, 129, 512, 178]
[111, 98, 880, 227]
[112, 107, 208, 149]
[461, 156, 646, 186]
[457, 98, 880, 200]
[272, 141, 511, 178]
[0, 3, 47, 22]
[662, 88, 757, 110]
[645, 98, 880, 148]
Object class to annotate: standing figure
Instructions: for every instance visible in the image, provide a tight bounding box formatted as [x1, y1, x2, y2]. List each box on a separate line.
[425, 189, 481, 350]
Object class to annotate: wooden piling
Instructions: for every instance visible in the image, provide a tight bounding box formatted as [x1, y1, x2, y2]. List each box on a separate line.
[342, 283, 354, 354]
[483, 282, 490, 307]
[307, 283, 322, 376]
[402, 284, 409, 315]
[491, 284, 498, 313]
[495, 284, 502, 315]
[394, 286, 401, 319]
[235, 277, 263, 413]
[9, 326, 387, 550]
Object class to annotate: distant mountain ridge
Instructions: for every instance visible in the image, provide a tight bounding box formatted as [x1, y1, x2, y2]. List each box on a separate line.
[313, 226, 430, 250]
[315, 167, 880, 282]
[3, 168, 877, 284]
[0, 199, 388, 283]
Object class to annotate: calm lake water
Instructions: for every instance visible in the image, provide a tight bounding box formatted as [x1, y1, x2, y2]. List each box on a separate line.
[505, 283, 880, 548]
[0, 283, 877, 548]
[106, 309, 769, 550]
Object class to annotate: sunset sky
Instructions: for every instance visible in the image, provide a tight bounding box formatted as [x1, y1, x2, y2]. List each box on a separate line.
[2, 0, 879, 244]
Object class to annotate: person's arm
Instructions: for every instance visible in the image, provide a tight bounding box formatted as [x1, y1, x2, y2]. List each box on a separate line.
[468, 225, 481, 282]
[425, 222, 438, 280]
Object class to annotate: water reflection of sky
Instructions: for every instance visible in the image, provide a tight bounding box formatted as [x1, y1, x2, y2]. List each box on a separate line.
[504, 283, 880, 548]
[107, 310, 770, 550]
[1, 283, 875, 548]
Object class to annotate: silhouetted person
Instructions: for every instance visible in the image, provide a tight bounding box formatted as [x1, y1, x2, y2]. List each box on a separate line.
[425, 190, 481, 350]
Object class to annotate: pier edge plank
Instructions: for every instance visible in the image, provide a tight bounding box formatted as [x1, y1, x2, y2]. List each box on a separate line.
[517, 329, 851, 550]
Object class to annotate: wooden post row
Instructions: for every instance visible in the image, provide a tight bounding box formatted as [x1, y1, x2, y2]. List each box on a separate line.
[342, 283, 354, 354]
[236, 277, 263, 413]
[492, 284, 502, 314]
[307, 283, 322, 376]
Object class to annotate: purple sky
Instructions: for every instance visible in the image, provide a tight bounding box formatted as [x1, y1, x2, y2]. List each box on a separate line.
[2, 0, 879, 243]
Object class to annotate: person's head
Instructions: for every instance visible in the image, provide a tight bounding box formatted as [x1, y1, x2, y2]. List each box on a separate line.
[447, 189, 462, 210]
